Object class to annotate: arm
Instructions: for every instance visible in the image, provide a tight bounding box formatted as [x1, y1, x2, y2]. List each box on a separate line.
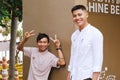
[17, 30, 35, 51]
[67, 71, 71, 80]
[92, 31, 103, 80]
[56, 46, 65, 66]
[92, 72, 100, 80]
[50, 35, 65, 66]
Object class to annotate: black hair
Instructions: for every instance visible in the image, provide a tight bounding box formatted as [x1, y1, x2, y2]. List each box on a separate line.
[36, 33, 50, 43]
[71, 5, 87, 13]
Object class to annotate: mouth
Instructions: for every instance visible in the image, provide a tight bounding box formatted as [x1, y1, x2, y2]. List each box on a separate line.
[41, 46, 46, 49]
[75, 20, 81, 24]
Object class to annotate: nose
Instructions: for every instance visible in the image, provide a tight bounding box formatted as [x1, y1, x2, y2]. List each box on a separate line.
[41, 42, 45, 45]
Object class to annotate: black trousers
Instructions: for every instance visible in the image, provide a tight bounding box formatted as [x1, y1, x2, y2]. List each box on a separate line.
[71, 77, 92, 80]
[84, 78, 92, 80]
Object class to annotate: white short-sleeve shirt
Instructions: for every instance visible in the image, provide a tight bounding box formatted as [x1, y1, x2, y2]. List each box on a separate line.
[24, 47, 59, 80]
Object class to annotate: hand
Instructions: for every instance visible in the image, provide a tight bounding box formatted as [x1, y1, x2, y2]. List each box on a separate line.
[50, 34, 61, 48]
[24, 30, 35, 39]
[67, 72, 71, 80]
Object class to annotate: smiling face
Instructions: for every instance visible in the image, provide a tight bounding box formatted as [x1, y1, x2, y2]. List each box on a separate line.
[72, 9, 88, 30]
[37, 37, 50, 52]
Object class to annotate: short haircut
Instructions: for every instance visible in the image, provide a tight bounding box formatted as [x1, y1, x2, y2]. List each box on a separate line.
[71, 5, 87, 13]
[36, 33, 50, 43]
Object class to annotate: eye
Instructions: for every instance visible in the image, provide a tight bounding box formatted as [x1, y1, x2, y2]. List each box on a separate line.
[72, 14, 76, 18]
[43, 41, 47, 43]
[78, 13, 82, 16]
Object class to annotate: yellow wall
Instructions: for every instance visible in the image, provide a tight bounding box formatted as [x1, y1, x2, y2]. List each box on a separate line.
[23, 0, 120, 80]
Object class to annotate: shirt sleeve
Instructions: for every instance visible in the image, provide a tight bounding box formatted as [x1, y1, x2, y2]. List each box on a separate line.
[51, 54, 59, 68]
[68, 35, 74, 72]
[92, 31, 103, 72]
[23, 47, 32, 58]
[68, 45, 73, 72]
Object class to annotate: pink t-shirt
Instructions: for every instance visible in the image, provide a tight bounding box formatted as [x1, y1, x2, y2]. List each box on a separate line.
[24, 47, 59, 80]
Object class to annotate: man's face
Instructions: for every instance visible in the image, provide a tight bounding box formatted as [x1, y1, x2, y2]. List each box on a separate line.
[72, 9, 88, 27]
[37, 37, 50, 52]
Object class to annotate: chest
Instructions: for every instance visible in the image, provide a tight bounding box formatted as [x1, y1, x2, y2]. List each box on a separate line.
[31, 53, 53, 69]
[72, 33, 93, 48]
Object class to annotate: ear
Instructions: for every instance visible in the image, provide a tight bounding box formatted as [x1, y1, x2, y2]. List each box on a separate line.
[86, 11, 89, 18]
[48, 42, 50, 46]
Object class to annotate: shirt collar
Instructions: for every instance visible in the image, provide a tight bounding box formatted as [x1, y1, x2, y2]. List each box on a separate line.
[79, 24, 91, 33]
[39, 49, 48, 55]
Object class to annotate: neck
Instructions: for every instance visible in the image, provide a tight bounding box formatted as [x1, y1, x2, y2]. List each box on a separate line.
[79, 22, 89, 31]
[39, 49, 48, 53]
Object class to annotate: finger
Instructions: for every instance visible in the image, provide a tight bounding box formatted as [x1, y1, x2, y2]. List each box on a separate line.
[31, 33, 35, 36]
[55, 34, 57, 40]
[24, 32, 29, 35]
[29, 30, 34, 34]
[49, 37, 54, 42]
[24, 32, 29, 37]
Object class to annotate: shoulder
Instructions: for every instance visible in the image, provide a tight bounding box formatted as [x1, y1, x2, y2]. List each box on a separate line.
[24, 47, 38, 50]
[71, 29, 79, 38]
[47, 51, 56, 57]
[24, 47, 39, 54]
[89, 24, 103, 37]
[47, 51, 59, 61]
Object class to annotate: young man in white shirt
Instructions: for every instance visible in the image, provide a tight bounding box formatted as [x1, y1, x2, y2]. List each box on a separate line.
[17, 30, 65, 80]
[67, 5, 103, 80]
